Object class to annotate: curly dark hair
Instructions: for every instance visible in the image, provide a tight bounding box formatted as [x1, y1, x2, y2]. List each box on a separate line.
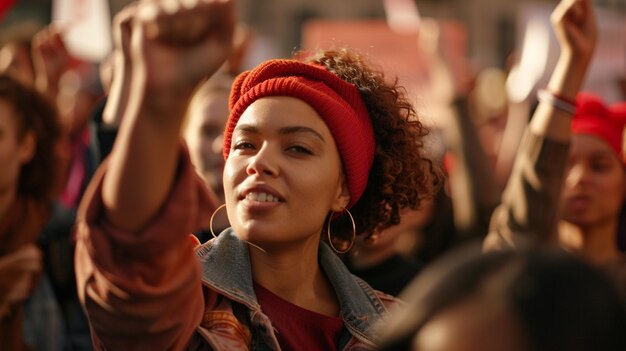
[307, 50, 441, 243]
[0, 74, 62, 202]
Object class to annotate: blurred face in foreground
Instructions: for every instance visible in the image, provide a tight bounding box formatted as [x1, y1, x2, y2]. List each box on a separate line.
[223, 96, 349, 251]
[413, 297, 529, 351]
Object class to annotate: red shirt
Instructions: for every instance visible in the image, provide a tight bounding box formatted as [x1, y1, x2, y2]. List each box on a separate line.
[254, 282, 345, 351]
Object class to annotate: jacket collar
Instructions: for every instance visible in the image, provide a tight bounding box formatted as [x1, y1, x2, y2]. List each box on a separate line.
[195, 228, 386, 345]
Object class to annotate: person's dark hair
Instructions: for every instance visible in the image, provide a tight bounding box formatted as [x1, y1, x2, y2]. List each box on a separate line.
[308, 49, 441, 240]
[379, 244, 626, 351]
[0, 74, 61, 202]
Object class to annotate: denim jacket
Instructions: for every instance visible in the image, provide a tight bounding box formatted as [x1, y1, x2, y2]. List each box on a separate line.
[192, 228, 398, 350]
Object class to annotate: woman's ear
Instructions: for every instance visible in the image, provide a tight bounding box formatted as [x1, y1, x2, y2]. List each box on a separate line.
[332, 177, 351, 212]
[18, 131, 36, 165]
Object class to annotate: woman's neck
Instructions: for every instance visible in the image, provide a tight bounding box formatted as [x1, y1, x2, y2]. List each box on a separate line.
[249, 237, 339, 316]
[559, 220, 622, 265]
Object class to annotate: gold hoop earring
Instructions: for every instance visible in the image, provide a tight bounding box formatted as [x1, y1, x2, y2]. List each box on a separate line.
[327, 208, 356, 254]
[209, 204, 267, 254]
[209, 204, 227, 239]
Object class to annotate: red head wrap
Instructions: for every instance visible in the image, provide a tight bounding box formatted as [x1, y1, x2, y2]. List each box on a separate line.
[572, 93, 626, 161]
[223, 59, 375, 208]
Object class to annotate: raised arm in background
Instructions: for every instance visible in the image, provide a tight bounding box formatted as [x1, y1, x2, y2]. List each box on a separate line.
[484, 0, 597, 250]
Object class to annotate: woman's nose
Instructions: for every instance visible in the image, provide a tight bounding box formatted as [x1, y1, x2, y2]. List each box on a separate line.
[246, 144, 278, 176]
[566, 163, 589, 188]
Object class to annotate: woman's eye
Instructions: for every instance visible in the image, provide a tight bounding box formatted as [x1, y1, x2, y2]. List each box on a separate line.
[287, 145, 312, 155]
[591, 162, 610, 172]
[233, 141, 255, 150]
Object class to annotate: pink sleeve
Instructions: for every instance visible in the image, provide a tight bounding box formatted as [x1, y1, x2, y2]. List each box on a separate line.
[75, 145, 218, 350]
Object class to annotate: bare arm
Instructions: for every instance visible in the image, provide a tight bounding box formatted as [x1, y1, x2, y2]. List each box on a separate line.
[102, 0, 234, 231]
[529, 0, 597, 140]
[484, 0, 597, 250]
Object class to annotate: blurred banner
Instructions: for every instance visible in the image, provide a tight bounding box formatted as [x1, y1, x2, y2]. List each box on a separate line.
[301, 18, 467, 126]
[52, 0, 112, 62]
[0, 0, 16, 21]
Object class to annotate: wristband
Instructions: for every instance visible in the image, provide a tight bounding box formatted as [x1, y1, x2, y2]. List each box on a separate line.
[537, 89, 577, 115]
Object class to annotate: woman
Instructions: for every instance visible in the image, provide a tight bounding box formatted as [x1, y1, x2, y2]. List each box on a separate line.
[74, 0, 438, 350]
[0, 74, 63, 349]
[557, 94, 626, 265]
[482, 0, 626, 297]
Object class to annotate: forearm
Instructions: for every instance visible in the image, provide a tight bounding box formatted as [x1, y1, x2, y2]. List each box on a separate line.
[529, 55, 588, 141]
[484, 131, 570, 250]
[102, 83, 191, 231]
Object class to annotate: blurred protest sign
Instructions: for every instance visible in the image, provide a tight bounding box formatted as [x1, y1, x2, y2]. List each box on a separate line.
[52, 0, 112, 62]
[301, 17, 467, 126]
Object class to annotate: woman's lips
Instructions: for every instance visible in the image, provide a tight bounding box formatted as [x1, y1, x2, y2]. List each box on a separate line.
[566, 195, 592, 212]
[238, 184, 285, 213]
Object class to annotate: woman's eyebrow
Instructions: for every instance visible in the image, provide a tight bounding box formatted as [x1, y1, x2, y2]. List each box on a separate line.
[279, 126, 326, 143]
[233, 123, 259, 134]
[233, 124, 326, 143]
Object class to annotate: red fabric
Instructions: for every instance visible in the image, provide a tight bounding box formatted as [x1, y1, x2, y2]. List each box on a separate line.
[572, 93, 626, 160]
[224, 59, 375, 208]
[254, 282, 344, 351]
[75, 147, 215, 350]
[0, 0, 15, 21]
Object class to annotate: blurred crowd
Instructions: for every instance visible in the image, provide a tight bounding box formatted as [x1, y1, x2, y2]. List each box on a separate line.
[1, 0, 626, 350]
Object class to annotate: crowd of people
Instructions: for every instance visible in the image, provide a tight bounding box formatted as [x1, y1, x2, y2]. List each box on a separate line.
[1, 0, 626, 350]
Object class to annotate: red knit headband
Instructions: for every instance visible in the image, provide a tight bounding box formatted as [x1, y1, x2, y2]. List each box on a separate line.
[223, 59, 375, 209]
[572, 93, 626, 161]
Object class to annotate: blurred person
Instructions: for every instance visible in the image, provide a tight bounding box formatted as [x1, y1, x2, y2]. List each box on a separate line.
[483, 0, 597, 251]
[467, 67, 509, 176]
[183, 72, 234, 241]
[32, 26, 104, 210]
[73, 0, 439, 350]
[345, 19, 500, 287]
[483, 0, 626, 300]
[0, 73, 64, 350]
[345, 205, 433, 296]
[378, 245, 626, 351]
[379, 1, 626, 348]
[555, 95, 626, 265]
